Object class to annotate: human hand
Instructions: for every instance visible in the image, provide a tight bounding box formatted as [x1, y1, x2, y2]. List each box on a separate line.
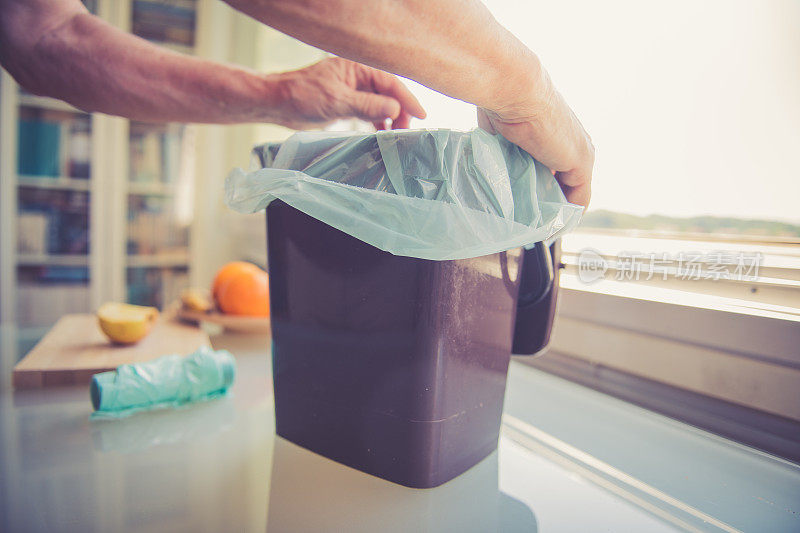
[268, 57, 426, 131]
[477, 69, 594, 206]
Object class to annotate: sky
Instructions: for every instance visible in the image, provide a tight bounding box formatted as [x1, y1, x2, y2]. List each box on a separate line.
[404, 0, 800, 223]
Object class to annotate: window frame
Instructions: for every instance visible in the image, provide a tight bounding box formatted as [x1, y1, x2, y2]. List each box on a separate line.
[518, 230, 800, 462]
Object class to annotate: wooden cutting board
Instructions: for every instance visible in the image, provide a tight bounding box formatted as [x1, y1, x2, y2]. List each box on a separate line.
[176, 305, 271, 334]
[13, 314, 211, 389]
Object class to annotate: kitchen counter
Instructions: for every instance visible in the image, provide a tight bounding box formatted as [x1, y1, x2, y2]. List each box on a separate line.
[1, 330, 798, 532]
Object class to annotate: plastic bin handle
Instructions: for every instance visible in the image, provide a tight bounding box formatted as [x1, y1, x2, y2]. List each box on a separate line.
[512, 241, 560, 355]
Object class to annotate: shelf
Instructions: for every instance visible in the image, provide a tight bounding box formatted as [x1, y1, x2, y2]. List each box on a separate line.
[17, 254, 89, 266]
[18, 94, 85, 114]
[127, 252, 189, 268]
[127, 182, 175, 196]
[17, 176, 91, 191]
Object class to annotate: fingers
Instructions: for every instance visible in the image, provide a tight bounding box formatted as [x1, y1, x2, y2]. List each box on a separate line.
[368, 70, 427, 120]
[555, 171, 591, 206]
[375, 110, 411, 130]
[554, 142, 593, 206]
[354, 65, 426, 123]
[391, 109, 412, 130]
[484, 106, 593, 207]
[346, 91, 402, 123]
[554, 166, 587, 188]
[342, 61, 425, 128]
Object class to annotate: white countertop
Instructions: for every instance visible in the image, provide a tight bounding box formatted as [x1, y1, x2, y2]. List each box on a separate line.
[1, 331, 798, 532]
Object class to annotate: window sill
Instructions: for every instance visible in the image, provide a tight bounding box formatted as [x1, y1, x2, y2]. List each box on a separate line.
[502, 362, 800, 532]
[545, 277, 800, 421]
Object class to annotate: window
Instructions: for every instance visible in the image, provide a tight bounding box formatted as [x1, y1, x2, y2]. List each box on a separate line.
[406, 0, 800, 461]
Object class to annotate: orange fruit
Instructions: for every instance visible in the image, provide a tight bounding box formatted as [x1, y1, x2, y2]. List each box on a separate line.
[212, 262, 261, 302]
[214, 262, 270, 317]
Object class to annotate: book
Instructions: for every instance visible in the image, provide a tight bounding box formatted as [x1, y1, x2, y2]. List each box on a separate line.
[17, 213, 49, 254]
[132, 0, 197, 46]
[67, 117, 91, 179]
[18, 119, 61, 177]
[130, 129, 162, 183]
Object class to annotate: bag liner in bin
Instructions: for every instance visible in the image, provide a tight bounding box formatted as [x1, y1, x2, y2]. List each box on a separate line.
[225, 128, 582, 260]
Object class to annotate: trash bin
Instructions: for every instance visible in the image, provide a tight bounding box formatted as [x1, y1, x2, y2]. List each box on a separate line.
[267, 201, 560, 488]
[229, 129, 578, 488]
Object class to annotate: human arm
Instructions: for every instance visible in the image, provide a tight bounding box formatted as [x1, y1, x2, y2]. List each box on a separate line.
[225, 0, 594, 205]
[0, 0, 424, 128]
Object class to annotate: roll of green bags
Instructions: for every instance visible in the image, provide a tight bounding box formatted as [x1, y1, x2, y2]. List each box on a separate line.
[90, 346, 236, 418]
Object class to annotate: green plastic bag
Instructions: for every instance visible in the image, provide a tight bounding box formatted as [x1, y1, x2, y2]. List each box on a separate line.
[226, 128, 582, 260]
[90, 347, 236, 419]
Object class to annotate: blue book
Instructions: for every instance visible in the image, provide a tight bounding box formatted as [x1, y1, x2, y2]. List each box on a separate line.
[18, 119, 61, 177]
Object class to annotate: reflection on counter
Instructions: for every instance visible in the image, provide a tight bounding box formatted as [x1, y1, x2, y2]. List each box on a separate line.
[267, 437, 537, 532]
[1, 382, 273, 533]
[91, 397, 236, 453]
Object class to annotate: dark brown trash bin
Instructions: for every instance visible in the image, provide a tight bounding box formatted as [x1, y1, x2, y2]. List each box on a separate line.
[266, 200, 559, 488]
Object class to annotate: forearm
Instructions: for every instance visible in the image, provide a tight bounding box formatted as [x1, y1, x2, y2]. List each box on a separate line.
[224, 0, 547, 113]
[0, 3, 277, 123]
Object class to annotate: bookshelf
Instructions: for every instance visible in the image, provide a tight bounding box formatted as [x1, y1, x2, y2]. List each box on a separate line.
[0, 0, 322, 376]
[0, 0, 200, 358]
[12, 99, 93, 334]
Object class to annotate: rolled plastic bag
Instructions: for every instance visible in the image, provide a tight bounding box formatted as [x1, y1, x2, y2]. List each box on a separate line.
[90, 346, 236, 419]
[226, 128, 582, 261]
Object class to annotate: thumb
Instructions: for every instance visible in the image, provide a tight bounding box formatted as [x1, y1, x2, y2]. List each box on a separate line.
[346, 91, 401, 122]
